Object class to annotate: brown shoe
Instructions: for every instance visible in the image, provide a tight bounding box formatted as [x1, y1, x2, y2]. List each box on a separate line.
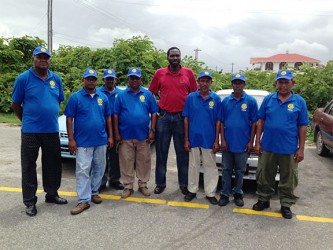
[70, 202, 90, 215]
[91, 195, 102, 204]
[121, 188, 134, 198]
[138, 187, 150, 196]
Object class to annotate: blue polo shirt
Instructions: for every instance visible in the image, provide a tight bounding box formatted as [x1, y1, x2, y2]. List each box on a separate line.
[114, 86, 158, 140]
[97, 85, 122, 114]
[11, 67, 64, 133]
[258, 91, 309, 154]
[182, 90, 221, 149]
[64, 88, 111, 147]
[219, 91, 258, 153]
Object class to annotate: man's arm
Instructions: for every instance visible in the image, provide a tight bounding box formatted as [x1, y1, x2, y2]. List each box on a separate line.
[106, 116, 114, 149]
[254, 119, 264, 155]
[66, 116, 77, 154]
[184, 117, 191, 152]
[11, 102, 23, 121]
[294, 125, 307, 163]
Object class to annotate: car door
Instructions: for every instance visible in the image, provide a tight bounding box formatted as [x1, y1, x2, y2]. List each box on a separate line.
[321, 101, 333, 148]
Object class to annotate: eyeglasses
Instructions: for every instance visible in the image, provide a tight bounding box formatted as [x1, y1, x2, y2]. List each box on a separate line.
[129, 76, 141, 81]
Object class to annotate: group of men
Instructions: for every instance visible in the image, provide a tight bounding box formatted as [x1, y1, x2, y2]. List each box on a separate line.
[11, 46, 308, 219]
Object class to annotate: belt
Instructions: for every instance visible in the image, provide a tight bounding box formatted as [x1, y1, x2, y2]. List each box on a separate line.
[159, 109, 182, 115]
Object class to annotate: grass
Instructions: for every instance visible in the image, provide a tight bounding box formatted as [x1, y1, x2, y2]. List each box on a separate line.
[0, 113, 21, 126]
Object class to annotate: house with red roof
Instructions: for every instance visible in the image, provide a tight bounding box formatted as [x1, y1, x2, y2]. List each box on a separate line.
[250, 52, 320, 72]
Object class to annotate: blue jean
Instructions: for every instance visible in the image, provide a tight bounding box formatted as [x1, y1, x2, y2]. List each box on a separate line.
[221, 151, 249, 196]
[75, 145, 106, 203]
[155, 111, 189, 187]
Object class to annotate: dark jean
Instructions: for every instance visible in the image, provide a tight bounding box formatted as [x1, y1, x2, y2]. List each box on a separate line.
[155, 111, 189, 188]
[221, 151, 249, 196]
[100, 146, 121, 187]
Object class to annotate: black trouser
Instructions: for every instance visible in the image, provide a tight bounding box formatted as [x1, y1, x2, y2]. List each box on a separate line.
[21, 133, 62, 206]
[101, 146, 121, 187]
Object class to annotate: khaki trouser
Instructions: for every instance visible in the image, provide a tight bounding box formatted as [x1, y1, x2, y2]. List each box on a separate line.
[118, 140, 151, 190]
[188, 147, 218, 197]
[256, 151, 299, 207]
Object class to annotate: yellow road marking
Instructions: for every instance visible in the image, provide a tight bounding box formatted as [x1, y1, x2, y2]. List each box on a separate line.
[233, 208, 282, 218]
[168, 201, 209, 209]
[296, 215, 333, 223]
[121, 196, 166, 205]
[2, 187, 333, 221]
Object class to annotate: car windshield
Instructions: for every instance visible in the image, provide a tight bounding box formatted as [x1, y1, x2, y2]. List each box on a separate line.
[220, 94, 266, 108]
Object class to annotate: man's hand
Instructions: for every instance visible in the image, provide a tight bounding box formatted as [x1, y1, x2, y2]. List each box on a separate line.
[294, 148, 305, 163]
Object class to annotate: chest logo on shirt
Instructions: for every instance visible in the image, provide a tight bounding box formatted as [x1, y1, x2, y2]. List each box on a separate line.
[241, 103, 247, 111]
[209, 101, 214, 108]
[49, 80, 55, 88]
[140, 95, 145, 102]
[97, 98, 103, 105]
[288, 103, 294, 111]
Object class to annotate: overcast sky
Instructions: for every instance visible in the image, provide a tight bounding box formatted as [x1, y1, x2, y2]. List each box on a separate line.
[1, 0, 333, 72]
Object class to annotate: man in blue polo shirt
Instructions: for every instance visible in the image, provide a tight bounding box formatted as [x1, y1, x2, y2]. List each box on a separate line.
[97, 69, 124, 192]
[113, 67, 158, 198]
[11, 46, 67, 217]
[65, 68, 113, 215]
[252, 69, 309, 219]
[182, 70, 220, 205]
[218, 73, 258, 207]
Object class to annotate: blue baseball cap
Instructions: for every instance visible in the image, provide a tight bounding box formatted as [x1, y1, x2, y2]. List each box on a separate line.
[197, 70, 212, 80]
[276, 69, 293, 81]
[103, 68, 117, 78]
[231, 73, 246, 82]
[83, 68, 98, 79]
[127, 67, 141, 77]
[33, 46, 51, 57]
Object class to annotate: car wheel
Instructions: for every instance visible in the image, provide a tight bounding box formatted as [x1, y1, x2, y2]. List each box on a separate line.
[316, 131, 330, 156]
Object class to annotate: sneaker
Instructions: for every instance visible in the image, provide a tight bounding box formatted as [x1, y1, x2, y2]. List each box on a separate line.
[281, 206, 293, 219]
[184, 192, 196, 202]
[234, 193, 244, 207]
[252, 200, 270, 211]
[138, 187, 151, 196]
[218, 195, 229, 206]
[154, 186, 166, 194]
[70, 202, 90, 215]
[180, 186, 189, 195]
[206, 196, 218, 205]
[121, 188, 134, 198]
[91, 195, 102, 204]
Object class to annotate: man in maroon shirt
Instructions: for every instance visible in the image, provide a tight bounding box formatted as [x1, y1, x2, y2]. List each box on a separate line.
[149, 47, 197, 195]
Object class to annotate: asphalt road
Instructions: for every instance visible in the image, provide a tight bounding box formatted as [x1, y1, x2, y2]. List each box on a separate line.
[0, 123, 333, 250]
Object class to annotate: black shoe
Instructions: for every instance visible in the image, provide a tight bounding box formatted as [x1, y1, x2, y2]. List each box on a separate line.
[25, 205, 37, 216]
[180, 186, 189, 195]
[98, 184, 107, 192]
[206, 196, 218, 205]
[154, 186, 166, 194]
[45, 195, 68, 205]
[184, 192, 196, 202]
[109, 182, 124, 190]
[252, 200, 270, 211]
[218, 195, 229, 206]
[234, 193, 244, 207]
[281, 206, 293, 219]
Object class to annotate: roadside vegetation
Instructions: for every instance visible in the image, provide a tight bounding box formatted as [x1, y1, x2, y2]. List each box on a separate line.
[1, 35, 332, 143]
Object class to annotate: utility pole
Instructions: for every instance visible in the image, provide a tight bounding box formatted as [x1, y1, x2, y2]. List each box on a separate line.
[194, 48, 201, 60]
[47, 0, 53, 51]
[231, 62, 234, 73]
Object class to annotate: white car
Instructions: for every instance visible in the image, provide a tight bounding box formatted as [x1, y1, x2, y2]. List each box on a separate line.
[58, 86, 154, 159]
[212, 89, 279, 181]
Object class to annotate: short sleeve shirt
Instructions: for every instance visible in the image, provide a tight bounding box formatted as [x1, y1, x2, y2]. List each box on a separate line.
[11, 67, 64, 133]
[258, 91, 309, 154]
